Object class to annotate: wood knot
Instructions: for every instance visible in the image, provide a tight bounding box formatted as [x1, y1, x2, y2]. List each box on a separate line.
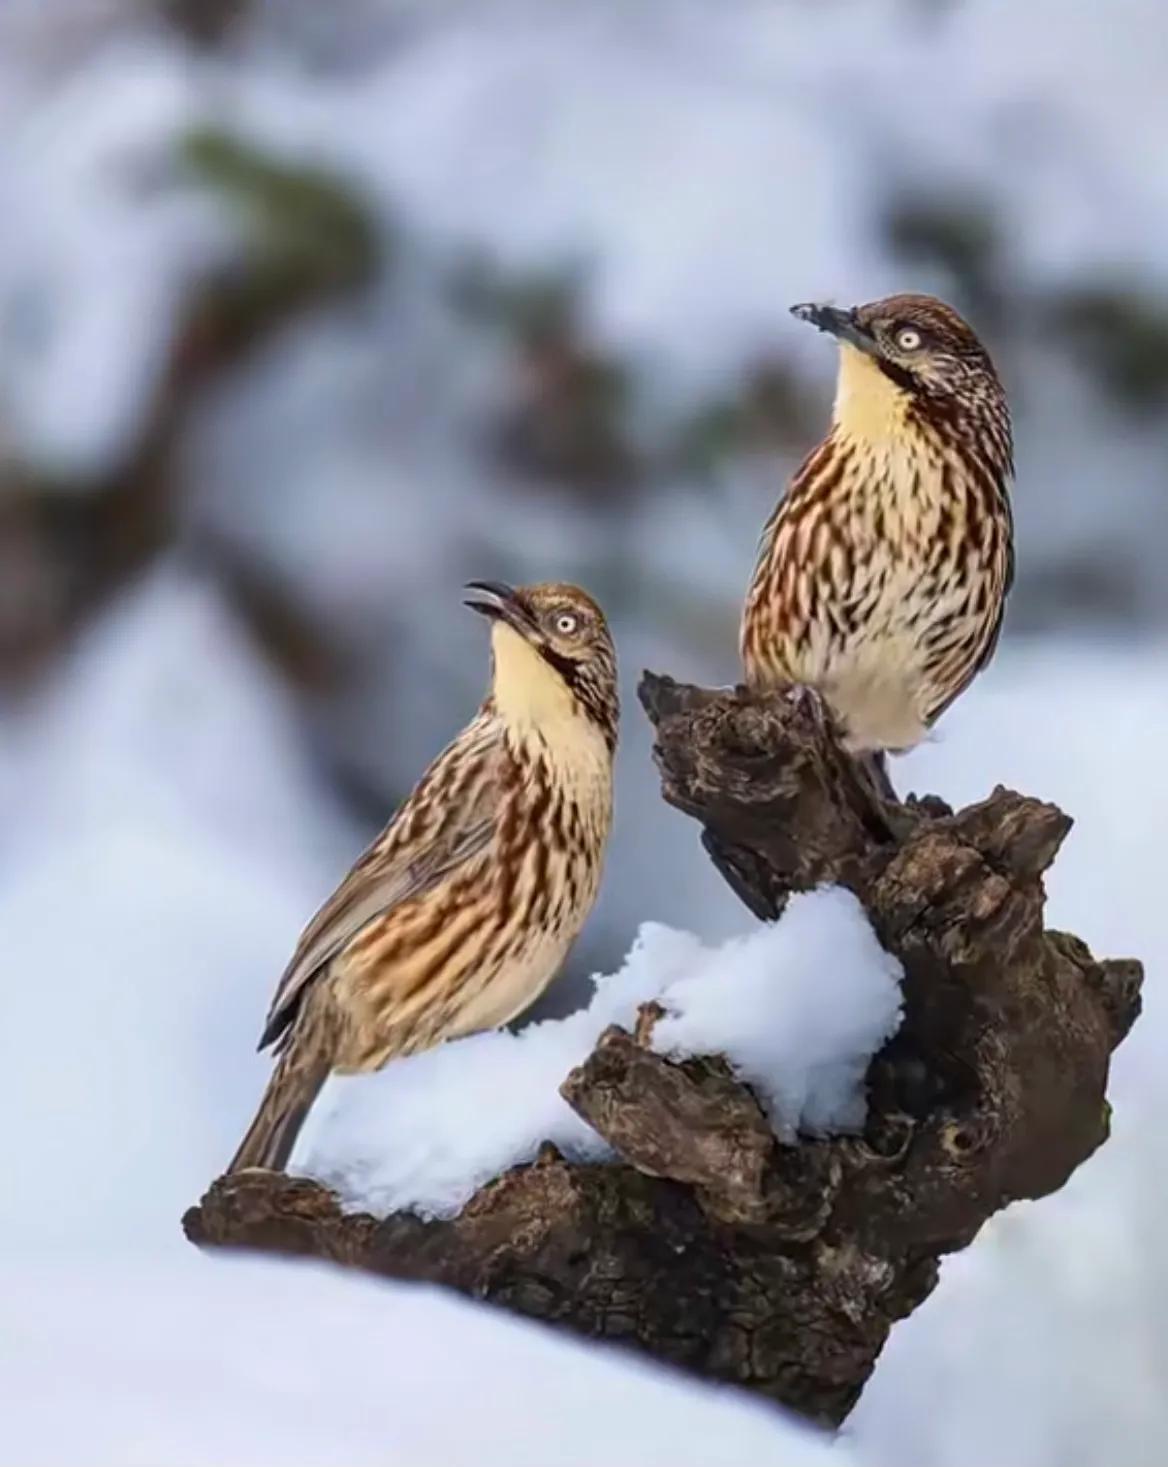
[938, 1116, 994, 1163]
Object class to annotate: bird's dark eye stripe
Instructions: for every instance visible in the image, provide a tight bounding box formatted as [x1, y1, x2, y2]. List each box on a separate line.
[540, 645, 583, 687]
[877, 358, 918, 392]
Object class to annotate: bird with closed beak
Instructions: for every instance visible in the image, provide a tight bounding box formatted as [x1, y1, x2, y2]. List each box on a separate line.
[228, 580, 618, 1173]
[741, 293, 1013, 760]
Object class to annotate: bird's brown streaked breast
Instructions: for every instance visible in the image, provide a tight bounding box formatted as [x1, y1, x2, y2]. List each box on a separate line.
[330, 732, 609, 1072]
[744, 409, 1012, 752]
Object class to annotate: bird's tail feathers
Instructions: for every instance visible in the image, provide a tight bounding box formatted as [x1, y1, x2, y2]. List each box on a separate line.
[226, 1041, 330, 1174]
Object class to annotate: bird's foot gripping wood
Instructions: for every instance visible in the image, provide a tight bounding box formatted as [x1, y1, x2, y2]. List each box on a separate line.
[184, 674, 1141, 1432]
[787, 680, 832, 734]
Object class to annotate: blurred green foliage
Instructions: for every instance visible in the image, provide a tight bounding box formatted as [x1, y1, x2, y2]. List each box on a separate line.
[181, 128, 382, 330]
[449, 255, 639, 494]
[673, 361, 812, 479]
[1046, 286, 1168, 415]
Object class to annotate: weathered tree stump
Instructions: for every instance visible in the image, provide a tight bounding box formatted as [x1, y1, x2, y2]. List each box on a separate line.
[184, 675, 1141, 1427]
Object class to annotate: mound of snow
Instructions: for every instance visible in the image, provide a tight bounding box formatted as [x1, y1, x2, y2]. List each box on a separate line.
[298, 887, 903, 1218]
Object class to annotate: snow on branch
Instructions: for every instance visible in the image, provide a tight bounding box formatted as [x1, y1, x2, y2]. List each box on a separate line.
[184, 673, 1142, 1428]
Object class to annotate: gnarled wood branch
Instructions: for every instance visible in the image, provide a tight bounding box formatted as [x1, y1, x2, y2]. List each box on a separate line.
[184, 675, 1141, 1427]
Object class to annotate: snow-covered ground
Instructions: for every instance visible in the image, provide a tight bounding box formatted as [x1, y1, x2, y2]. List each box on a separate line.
[0, 1253, 844, 1467]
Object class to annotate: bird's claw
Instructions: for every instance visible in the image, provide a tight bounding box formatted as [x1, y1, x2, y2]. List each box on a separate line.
[787, 683, 831, 735]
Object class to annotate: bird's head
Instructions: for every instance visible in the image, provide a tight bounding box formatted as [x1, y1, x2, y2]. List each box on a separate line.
[464, 580, 619, 752]
[791, 293, 1011, 470]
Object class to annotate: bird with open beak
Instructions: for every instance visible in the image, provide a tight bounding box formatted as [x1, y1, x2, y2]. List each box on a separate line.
[741, 292, 1014, 759]
[228, 580, 617, 1173]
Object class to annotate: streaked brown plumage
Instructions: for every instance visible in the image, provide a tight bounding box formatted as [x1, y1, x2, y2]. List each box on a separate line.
[228, 580, 618, 1173]
[741, 293, 1014, 754]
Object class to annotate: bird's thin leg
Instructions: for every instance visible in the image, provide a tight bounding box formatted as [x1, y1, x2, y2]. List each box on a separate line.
[859, 749, 899, 804]
[847, 747, 919, 842]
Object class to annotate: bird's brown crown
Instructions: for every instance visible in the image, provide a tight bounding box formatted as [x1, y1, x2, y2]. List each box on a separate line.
[515, 582, 610, 642]
[854, 293, 989, 354]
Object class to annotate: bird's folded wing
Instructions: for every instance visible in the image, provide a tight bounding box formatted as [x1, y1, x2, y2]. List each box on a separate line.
[258, 730, 502, 1051]
[928, 513, 1015, 726]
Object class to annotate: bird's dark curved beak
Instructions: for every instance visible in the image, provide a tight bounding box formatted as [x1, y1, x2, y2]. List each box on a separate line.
[790, 302, 877, 355]
[463, 580, 538, 638]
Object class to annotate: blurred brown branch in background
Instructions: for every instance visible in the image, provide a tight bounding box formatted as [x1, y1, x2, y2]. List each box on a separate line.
[0, 127, 379, 686]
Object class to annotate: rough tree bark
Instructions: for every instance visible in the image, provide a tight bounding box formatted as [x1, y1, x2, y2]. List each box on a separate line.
[184, 676, 1141, 1427]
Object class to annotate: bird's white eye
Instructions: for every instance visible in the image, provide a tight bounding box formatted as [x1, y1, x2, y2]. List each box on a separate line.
[555, 613, 578, 635]
[895, 327, 923, 351]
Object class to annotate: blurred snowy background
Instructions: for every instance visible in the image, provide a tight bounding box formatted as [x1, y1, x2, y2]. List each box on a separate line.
[1, 1, 1166, 1462]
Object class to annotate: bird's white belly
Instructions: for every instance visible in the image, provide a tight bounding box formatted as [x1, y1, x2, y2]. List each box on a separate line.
[818, 634, 929, 752]
[801, 557, 967, 752]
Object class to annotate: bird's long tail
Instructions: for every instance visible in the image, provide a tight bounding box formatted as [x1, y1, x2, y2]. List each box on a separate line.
[227, 1036, 331, 1174]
